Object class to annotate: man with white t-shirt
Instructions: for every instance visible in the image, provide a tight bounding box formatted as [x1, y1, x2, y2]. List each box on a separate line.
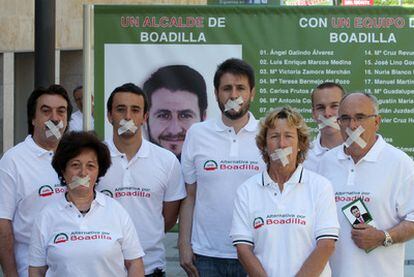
[0, 85, 72, 277]
[303, 82, 344, 172]
[68, 85, 94, 131]
[317, 92, 414, 276]
[98, 83, 186, 276]
[179, 58, 265, 277]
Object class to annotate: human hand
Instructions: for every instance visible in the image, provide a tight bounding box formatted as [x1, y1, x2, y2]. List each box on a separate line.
[179, 243, 199, 277]
[351, 224, 384, 250]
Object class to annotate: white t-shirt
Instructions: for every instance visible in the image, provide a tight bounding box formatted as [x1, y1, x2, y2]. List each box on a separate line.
[230, 165, 339, 276]
[303, 133, 329, 172]
[181, 113, 266, 258]
[29, 192, 144, 277]
[98, 139, 186, 274]
[0, 135, 66, 277]
[317, 135, 414, 277]
[68, 110, 94, 131]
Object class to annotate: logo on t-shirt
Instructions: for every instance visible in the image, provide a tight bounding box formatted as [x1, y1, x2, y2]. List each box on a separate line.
[335, 191, 371, 203]
[54, 233, 69, 244]
[70, 231, 112, 241]
[54, 231, 112, 244]
[203, 160, 218, 171]
[100, 189, 113, 198]
[265, 214, 307, 226]
[112, 187, 151, 199]
[38, 185, 54, 197]
[253, 217, 264, 229]
[38, 184, 66, 197]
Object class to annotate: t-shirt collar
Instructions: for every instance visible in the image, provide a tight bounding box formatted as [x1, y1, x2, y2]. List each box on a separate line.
[25, 135, 54, 157]
[338, 134, 384, 162]
[107, 138, 150, 159]
[262, 164, 304, 188]
[60, 191, 106, 211]
[214, 111, 257, 132]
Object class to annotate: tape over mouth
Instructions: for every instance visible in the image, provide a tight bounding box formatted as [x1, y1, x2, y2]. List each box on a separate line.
[345, 126, 367, 148]
[224, 96, 244, 112]
[118, 119, 138, 135]
[318, 115, 340, 130]
[45, 120, 64, 139]
[68, 175, 91, 189]
[269, 146, 293, 167]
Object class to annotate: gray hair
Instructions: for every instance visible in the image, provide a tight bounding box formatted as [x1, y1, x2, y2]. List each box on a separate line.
[341, 92, 379, 115]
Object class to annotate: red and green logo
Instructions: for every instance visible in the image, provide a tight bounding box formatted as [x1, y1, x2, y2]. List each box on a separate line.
[203, 160, 218, 171]
[100, 189, 113, 198]
[253, 217, 264, 229]
[38, 185, 54, 197]
[54, 233, 68, 244]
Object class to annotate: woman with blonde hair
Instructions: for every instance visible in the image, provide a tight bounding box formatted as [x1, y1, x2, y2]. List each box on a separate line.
[230, 106, 339, 277]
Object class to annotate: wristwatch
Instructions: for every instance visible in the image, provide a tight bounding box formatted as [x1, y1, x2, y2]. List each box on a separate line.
[383, 230, 393, 247]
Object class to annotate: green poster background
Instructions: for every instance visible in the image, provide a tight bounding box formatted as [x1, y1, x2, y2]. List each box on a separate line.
[95, 5, 414, 159]
[94, 5, 414, 273]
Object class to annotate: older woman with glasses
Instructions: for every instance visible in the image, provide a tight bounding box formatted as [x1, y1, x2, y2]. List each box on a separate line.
[230, 106, 339, 277]
[28, 131, 145, 277]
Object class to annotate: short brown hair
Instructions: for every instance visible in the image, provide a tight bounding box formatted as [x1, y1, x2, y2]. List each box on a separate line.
[52, 131, 111, 185]
[256, 106, 310, 165]
[311, 82, 345, 107]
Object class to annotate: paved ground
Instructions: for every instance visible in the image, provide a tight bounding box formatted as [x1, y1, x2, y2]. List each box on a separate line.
[164, 232, 187, 276]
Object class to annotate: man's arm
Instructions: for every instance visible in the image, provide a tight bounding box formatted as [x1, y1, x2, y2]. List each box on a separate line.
[352, 220, 414, 250]
[236, 244, 267, 277]
[0, 219, 18, 277]
[162, 200, 181, 232]
[178, 183, 199, 277]
[295, 239, 336, 277]
[389, 220, 414, 243]
[28, 266, 47, 277]
[125, 258, 145, 277]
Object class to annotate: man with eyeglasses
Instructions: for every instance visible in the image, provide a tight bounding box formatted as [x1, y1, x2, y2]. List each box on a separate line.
[317, 92, 414, 277]
[303, 82, 345, 172]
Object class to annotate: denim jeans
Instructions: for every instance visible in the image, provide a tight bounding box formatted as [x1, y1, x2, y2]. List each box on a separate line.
[194, 254, 247, 277]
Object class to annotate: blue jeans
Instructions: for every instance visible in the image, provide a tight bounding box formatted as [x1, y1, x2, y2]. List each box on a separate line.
[194, 254, 247, 277]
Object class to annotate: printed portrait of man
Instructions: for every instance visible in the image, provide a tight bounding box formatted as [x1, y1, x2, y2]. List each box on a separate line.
[350, 205, 372, 225]
[143, 65, 208, 160]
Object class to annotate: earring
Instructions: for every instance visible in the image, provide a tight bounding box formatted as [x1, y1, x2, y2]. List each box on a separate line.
[59, 175, 67, 186]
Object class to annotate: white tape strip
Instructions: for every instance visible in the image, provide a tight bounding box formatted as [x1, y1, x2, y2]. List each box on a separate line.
[118, 119, 138, 135]
[318, 115, 340, 130]
[345, 126, 367, 148]
[269, 146, 293, 167]
[45, 120, 64, 139]
[68, 175, 91, 189]
[224, 96, 244, 112]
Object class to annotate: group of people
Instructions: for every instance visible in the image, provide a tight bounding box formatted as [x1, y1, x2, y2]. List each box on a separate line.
[0, 57, 413, 277]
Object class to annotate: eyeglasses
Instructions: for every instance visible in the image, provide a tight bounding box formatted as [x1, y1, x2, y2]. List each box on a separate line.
[337, 114, 377, 125]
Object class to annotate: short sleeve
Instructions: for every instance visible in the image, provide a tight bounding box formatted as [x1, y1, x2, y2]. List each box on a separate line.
[29, 216, 48, 267]
[396, 158, 414, 222]
[164, 157, 186, 202]
[314, 176, 340, 241]
[0, 159, 18, 220]
[120, 207, 145, 260]
[181, 127, 197, 185]
[230, 183, 254, 246]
